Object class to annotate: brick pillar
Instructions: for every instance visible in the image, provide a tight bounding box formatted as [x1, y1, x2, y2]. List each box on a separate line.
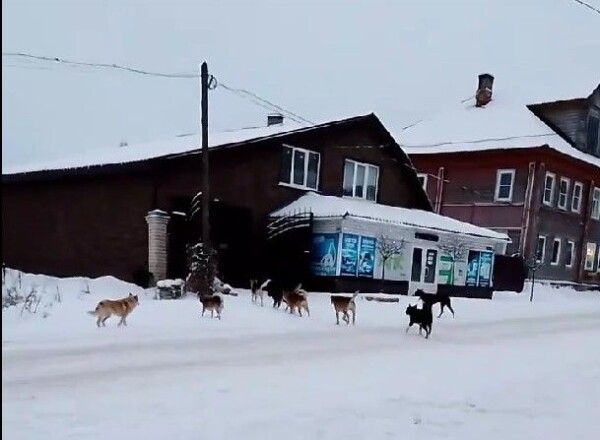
[145, 210, 170, 284]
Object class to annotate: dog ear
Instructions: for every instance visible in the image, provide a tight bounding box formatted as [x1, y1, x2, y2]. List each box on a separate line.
[129, 293, 133, 297]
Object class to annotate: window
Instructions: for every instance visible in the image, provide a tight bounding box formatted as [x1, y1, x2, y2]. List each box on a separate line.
[565, 241, 575, 268]
[343, 160, 379, 201]
[417, 173, 428, 190]
[592, 187, 600, 220]
[557, 177, 570, 210]
[279, 145, 320, 190]
[571, 182, 583, 213]
[587, 114, 599, 154]
[550, 238, 561, 265]
[494, 169, 515, 202]
[536, 235, 546, 263]
[543, 172, 555, 206]
[584, 242, 597, 271]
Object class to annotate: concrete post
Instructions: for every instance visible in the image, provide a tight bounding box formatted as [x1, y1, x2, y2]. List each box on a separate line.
[145, 209, 170, 284]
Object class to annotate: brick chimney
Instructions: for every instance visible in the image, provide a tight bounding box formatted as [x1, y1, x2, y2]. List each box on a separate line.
[475, 73, 494, 107]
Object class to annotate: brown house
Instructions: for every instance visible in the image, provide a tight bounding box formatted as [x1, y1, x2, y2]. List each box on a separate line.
[2, 114, 434, 287]
[404, 77, 600, 286]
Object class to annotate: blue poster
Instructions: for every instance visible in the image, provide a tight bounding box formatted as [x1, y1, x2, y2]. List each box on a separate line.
[340, 234, 359, 276]
[310, 233, 339, 276]
[466, 251, 480, 287]
[478, 251, 493, 287]
[358, 236, 376, 278]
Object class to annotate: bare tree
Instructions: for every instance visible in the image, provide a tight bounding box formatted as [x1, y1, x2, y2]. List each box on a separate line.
[376, 235, 405, 281]
[438, 238, 468, 284]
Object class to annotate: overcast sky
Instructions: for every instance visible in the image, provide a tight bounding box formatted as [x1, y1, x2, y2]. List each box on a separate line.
[3, 0, 599, 166]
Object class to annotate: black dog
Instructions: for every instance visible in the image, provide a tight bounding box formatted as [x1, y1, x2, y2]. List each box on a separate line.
[264, 280, 285, 308]
[405, 303, 433, 338]
[416, 290, 455, 318]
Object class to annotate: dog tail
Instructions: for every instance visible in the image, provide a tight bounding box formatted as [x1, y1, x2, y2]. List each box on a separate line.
[87, 310, 97, 316]
[352, 290, 360, 300]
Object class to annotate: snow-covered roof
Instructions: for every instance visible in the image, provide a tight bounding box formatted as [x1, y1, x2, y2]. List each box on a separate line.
[271, 192, 509, 242]
[2, 115, 371, 176]
[395, 84, 600, 169]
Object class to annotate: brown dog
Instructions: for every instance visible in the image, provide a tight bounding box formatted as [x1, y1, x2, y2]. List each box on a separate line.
[331, 292, 358, 325]
[199, 294, 224, 319]
[282, 286, 310, 317]
[88, 293, 139, 327]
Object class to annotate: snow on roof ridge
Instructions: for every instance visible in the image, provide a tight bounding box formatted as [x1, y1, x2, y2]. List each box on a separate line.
[397, 91, 600, 168]
[3, 114, 375, 176]
[271, 192, 509, 241]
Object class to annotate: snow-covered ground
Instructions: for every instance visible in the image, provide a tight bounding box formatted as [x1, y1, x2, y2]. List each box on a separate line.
[2, 270, 600, 440]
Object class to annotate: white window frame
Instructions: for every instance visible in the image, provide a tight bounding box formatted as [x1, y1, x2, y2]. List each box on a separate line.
[494, 169, 515, 202]
[557, 177, 570, 210]
[536, 235, 547, 263]
[584, 242, 597, 271]
[571, 182, 583, 213]
[550, 238, 561, 266]
[343, 159, 380, 202]
[592, 187, 600, 220]
[565, 240, 575, 268]
[543, 172, 556, 206]
[417, 173, 428, 191]
[280, 144, 320, 191]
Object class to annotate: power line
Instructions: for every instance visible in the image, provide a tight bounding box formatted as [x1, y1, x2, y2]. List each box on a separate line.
[2, 51, 316, 126]
[217, 81, 315, 125]
[571, 0, 600, 15]
[2, 52, 198, 78]
[402, 132, 558, 148]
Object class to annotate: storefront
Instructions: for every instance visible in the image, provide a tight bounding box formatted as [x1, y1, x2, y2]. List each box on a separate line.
[271, 193, 510, 296]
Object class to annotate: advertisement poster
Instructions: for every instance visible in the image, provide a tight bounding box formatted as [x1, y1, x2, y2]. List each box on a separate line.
[358, 236, 376, 278]
[340, 234, 359, 277]
[478, 251, 493, 287]
[466, 250, 480, 287]
[438, 254, 454, 285]
[310, 233, 339, 276]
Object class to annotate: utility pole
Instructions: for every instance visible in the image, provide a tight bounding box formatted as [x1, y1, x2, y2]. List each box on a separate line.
[200, 61, 210, 246]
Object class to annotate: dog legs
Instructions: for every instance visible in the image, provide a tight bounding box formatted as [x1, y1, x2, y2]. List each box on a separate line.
[335, 311, 340, 325]
[304, 304, 310, 317]
[425, 323, 432, 339]
[96, 316, 103, 327]
[438, 306, 444, 318]
[406, 323, 412, 333]
[447, 303, 455, 317]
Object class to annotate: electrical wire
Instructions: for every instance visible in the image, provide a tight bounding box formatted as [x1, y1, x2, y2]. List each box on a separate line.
[571, 0, 600, 15]
[3, 51, 316, 126]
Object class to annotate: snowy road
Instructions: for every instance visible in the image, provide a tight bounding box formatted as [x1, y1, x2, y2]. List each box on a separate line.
[3, 277, 600, 439]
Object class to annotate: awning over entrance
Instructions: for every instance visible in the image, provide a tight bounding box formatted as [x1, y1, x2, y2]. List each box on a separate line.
[271, 192, 509, 242]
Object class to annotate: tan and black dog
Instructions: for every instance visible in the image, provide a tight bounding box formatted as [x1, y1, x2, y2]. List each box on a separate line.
[330, 292, 358, 325]
[199, 294, 224, 319]
[282, 286, 310, 317]
[88, 293, 139, 327]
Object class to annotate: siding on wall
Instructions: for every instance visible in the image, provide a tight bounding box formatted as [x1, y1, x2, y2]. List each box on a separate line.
[2, 118, 429, 282]
[410, 146, 600, 284]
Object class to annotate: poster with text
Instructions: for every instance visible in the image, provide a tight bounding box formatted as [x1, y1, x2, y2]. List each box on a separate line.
[465, 250, 480, 287]
[478, 251, 493, 287]
[438, 254, 454, 285]
[340, 234, 359, 276]
[358, 236, 376, 278]
[310, 233, 339, 277]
